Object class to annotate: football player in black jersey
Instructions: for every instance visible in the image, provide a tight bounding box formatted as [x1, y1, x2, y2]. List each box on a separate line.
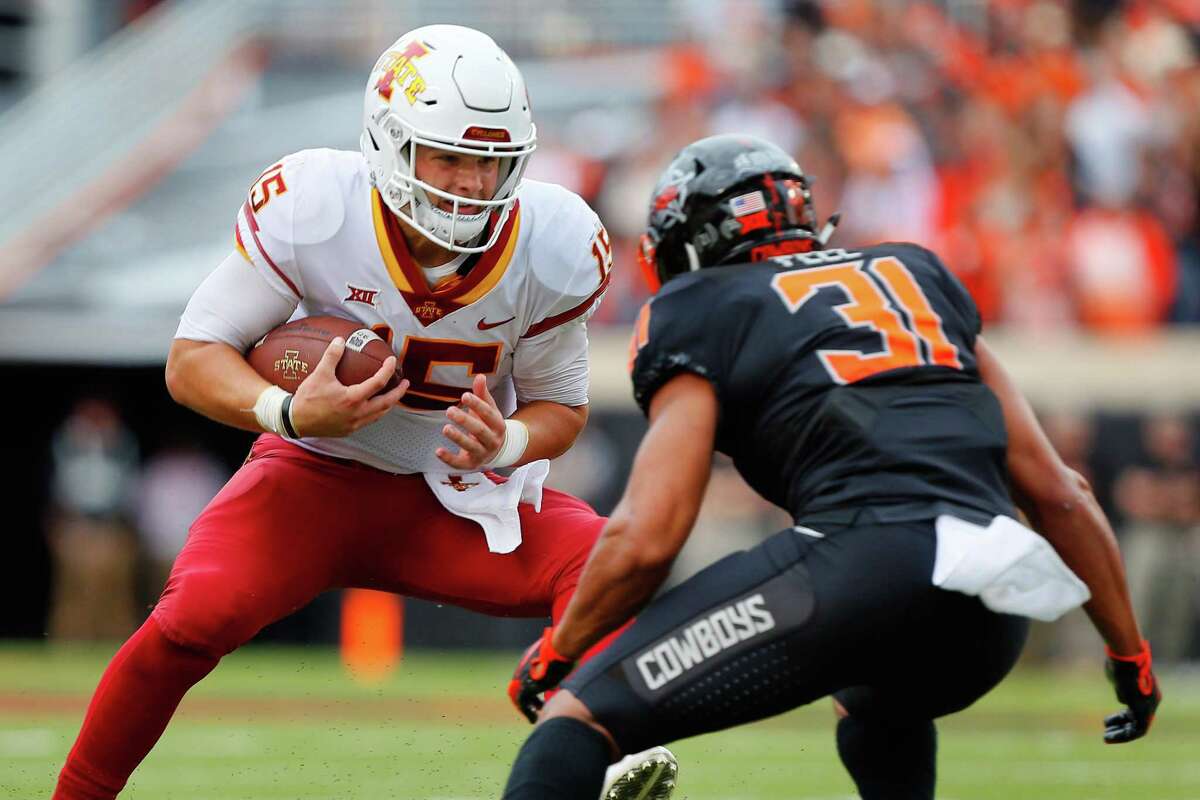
[502, 135, 1160, 800]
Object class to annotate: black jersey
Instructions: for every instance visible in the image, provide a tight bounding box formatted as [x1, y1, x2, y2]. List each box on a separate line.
[629, 242, 1015, 525]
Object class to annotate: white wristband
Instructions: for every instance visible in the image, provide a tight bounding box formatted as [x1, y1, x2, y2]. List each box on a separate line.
[484, 418, 530, 469]
[253, 385, 299, 439]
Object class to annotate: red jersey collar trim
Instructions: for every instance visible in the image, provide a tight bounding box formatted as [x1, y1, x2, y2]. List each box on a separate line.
[374, 192, 521, 325]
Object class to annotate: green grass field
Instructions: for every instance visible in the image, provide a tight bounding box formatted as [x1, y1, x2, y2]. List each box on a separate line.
[1, 644, 1196, 799]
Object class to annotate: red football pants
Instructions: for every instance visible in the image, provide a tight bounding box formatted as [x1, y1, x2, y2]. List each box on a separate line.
[153, 435, 605, 654]
[55, 434, 607, 798]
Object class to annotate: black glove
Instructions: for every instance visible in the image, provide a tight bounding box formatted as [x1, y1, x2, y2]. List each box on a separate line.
[508, 626, 576, 723]
[1104, 640, 1161, 744]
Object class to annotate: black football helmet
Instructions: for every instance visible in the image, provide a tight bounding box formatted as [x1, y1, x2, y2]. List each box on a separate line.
[637, 134, 839, 291]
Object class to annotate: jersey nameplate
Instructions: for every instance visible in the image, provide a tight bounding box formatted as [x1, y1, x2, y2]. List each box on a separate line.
[770, 248, 863, 268]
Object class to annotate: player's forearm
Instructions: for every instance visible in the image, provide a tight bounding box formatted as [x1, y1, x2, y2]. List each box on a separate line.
[551, 377, 716, 658]
[978, 339, 1144, 655]
[166, 338, 273, 433]
[1024, 476, 1144, 655]
[550, 461, 698, 658]
[552, 459, 709, 658]
[551, 516, 673, 659]
[510, 400, 587, 465]
[978, 336, 1144, 654]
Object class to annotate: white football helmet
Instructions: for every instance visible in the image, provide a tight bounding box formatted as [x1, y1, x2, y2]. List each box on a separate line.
[361, 25, 537, 253]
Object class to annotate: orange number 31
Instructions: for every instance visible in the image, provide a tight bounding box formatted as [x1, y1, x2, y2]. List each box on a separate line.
[770, 256, 962, 384]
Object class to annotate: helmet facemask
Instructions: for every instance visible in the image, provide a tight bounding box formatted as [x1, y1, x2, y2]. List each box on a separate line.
[363, 107, 535, 253]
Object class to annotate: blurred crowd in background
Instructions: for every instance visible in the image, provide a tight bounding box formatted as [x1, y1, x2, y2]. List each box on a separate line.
[3, 0, 1198, 332]
[10, 0, 1200, 664]
[534, 0, 1200, 331]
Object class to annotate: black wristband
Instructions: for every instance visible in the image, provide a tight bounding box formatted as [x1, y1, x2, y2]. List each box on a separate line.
[280, 393, 300, 439]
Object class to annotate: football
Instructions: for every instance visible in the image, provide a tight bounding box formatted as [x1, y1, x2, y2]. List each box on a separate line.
[246, 315, 402, 393]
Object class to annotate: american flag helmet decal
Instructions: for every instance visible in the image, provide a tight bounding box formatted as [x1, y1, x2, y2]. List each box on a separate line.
[730, 191, 766, 217]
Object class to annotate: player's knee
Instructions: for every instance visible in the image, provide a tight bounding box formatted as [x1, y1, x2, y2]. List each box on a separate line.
[540, 689, 620, 758]
[836, 715, 937, 800]
[155, 574, 265, 656]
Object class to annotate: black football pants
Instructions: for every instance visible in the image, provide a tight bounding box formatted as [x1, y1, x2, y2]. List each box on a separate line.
[563, 520, 1029, 754]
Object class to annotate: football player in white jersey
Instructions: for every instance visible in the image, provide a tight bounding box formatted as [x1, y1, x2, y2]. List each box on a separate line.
[54, 25, 676, 800]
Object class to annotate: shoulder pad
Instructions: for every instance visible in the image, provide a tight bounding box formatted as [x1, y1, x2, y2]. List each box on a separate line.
[244, 149, 350, 246]
[628, 280, 724, 415]
[235, 150, 354, 299]
[867, 240, 939, 267]
[519, 181, 612, 338]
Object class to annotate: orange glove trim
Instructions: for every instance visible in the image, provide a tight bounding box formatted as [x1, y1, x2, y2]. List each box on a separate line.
[1106, 639, 1155, 695]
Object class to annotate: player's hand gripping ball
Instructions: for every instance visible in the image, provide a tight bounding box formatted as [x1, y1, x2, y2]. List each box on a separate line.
[246, 316, 402, 392]
[509, 627, 576, 723]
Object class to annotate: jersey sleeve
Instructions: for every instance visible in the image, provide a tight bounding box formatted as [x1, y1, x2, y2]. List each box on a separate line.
[233, 151, 341, 302]
[176, 250, 299, 351]
[923, 245, 983, 341]
[520, 193, 611, 341]
[628, 278, 728, 417]
[511, 320, 590, 406]
[507, 187, 611, 406]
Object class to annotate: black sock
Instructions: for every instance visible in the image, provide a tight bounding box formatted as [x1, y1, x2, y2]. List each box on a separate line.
[836, 715, 937, 800]
[502, 716, 612, 800]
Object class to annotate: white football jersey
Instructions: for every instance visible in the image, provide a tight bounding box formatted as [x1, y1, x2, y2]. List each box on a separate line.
[230, 148, 612, 473]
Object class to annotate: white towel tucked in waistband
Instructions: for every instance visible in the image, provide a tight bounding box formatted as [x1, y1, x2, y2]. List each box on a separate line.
[423, 459, 551, 554]
[932, 514, 1091, 622]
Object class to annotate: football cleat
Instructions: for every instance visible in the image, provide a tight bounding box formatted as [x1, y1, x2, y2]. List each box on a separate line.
[600, 746, 678, 800]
